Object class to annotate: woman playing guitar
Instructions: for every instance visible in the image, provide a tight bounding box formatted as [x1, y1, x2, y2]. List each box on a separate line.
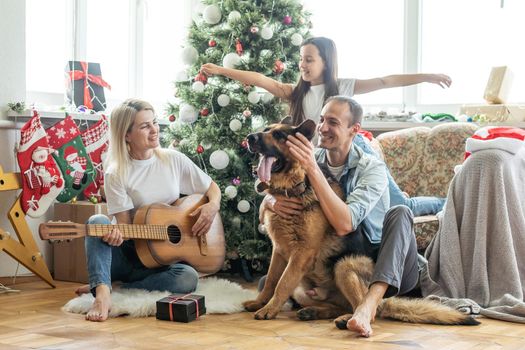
[78, 98, 221, 322]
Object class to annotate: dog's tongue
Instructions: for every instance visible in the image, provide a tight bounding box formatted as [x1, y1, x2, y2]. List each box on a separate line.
[257, 156, 276, 183]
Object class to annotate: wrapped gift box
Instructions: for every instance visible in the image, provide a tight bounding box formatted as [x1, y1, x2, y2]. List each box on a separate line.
[53, 201, 108, 283]
[484, 66, 513, 104]
[156, 294, 206, 322]
[459, 104, 525, 122]
[65, 61, 111, 112]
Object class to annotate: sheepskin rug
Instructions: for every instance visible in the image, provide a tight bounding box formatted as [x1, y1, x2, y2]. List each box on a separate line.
[63, 277, 258, 317]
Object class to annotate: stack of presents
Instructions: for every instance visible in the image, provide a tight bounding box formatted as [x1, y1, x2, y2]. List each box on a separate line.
[460, 66, 525, 123]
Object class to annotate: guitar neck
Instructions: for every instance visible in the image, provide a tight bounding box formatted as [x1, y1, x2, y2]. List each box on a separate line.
[87, 224, 169, 240]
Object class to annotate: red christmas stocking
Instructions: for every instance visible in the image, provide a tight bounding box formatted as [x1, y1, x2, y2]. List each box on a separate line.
[81, 114, 109, 201]
[17, 111, 64, 217]
[46, 115, 95, 202]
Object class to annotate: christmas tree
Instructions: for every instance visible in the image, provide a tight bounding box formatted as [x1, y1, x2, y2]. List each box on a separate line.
[163, 0, 312, 274]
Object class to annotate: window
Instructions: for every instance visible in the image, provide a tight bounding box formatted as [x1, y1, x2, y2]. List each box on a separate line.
[420, 0, 525, 105]
[303, 0, 405, 105]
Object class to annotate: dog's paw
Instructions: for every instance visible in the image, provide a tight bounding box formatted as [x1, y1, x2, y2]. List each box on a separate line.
[243, 300, 265, 312]
[334, 313, 352, 330]
[254, 305, 279, 320]
[297, 307, 319, 321]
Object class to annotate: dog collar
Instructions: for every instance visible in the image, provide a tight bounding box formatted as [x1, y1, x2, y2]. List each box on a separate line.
[271, 181, 308, 198]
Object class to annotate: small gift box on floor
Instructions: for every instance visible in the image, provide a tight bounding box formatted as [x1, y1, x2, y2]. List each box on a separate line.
[156, 294, 206, 322]
[65, 61, 111, 112]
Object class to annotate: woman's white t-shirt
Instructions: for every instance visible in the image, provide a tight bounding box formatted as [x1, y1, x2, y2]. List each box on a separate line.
[302, 78, 356, 124]
[104, 149, 212, 216]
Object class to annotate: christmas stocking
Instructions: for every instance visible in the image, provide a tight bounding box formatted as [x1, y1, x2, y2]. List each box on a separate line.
[17, 111, 64, 217]
[46, 115, 95, 202]
[81, 114, 109, 201]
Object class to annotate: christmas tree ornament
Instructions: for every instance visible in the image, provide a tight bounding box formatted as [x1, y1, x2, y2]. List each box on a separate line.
[208, 39, 217, 47]
[235, 38, 243, 56]
[229, 119, 242, 132]
[260, 26, 274, 40]
[195, 71, 208, 84]
[46, 115, 95, 203]
[227, 10, 241, 23]
[231, 216, 241, 229]
[209, 150, 230, 170]
[223, 52, 241, 69]
[282, 15, 292, 25]
[71, 196, 77, 204]
[200, 107, 209, 116]
[81, 114, 109, 201]
[232, 177, 241, 185]
[196, 145, 204, 154]
[168, 114, 176, 122]
[243, 109, 252, 117]
[260, 49, 272, 58]
[192, 81, 205, 93]
[89, 195, 98, 204]
[291, 33, 303, 46]
[175, 70, 189, 82]
[181, 46, 198, 65]
[262, 92, 274, 103]
[179, 104, 199, 123]
[203, 5, 222, 24]
[241, 139, 248, 149]
[273, 60, 285, 74]
[258, 223, 267, 234]
[247, 91, 261, 104]
[17, 111, 64, 217]
[217, 94, 231, 107]
[237, 199, 250, 213]
[224, 185, 238, 199]
[250, 25, 259, 34]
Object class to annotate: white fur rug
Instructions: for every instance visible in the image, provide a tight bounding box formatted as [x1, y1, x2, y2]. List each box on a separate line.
[63, 277, 258, 318]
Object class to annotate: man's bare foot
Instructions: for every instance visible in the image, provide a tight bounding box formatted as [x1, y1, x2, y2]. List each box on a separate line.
[347, 303, 375, 337]
[86, 285, 111, 322]
[75, 284, 90, 296]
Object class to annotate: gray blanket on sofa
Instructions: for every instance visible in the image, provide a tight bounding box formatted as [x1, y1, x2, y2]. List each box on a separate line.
[420, 148, 525, 323]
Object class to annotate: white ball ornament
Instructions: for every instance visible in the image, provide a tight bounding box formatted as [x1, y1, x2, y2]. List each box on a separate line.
[237, 200, 250, 213]
[222, 52, 241, 69]
[192, 81, 205, 93]
[179, 104, 198, 124]
[217, 94, 230, 107]
[247, 91, 261, 104]
[291, 33, 303, 46]
[229, 119, 242, 132]
[227, 11, 241, 23]
[181, 46, 198, 65]
[209, 150, 229, 170]
[175, 70, 189, 82]
[262, 92, 274, 103]
[260, 26, 274, 40]
[231, 216, 241, 229]
[203, 5, 222, 24]
[258, 223, 267, 234]
[224, 185, 238, 199]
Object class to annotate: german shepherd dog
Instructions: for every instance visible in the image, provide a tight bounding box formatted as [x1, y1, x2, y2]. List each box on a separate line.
[244, 117, 479, 329]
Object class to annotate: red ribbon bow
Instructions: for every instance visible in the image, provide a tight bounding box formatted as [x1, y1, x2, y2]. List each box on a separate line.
[167, 294, 200, 321]
[67, 62, 111, 109]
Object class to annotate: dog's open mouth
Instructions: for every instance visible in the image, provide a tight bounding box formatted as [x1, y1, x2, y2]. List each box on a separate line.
[257, 155, 284, 183]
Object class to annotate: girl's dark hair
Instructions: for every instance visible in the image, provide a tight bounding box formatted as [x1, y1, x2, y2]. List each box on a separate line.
[289, 37, 339, 126]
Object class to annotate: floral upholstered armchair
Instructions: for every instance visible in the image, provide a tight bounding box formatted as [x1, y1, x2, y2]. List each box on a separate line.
[373, 122, 479, 251]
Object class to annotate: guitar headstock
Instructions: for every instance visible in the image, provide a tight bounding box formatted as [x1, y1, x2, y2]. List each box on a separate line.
[39, 221, 87, 241]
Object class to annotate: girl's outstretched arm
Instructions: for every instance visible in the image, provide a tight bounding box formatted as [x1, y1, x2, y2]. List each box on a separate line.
[353, 73, 452, 95]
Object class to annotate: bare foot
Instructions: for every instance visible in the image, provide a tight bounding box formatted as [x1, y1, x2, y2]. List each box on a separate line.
[86, 285, 111, 322]
[347, 303, 375, 337]
[75, 284, 90, 296]
[305, 287, 328, 301]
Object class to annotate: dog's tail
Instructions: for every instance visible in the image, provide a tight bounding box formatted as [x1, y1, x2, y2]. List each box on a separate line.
[377, 297, 480, 325]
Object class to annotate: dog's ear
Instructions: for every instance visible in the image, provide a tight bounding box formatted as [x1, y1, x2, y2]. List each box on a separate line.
[294, 119, 317, 141]
[280, 116, 293, 125]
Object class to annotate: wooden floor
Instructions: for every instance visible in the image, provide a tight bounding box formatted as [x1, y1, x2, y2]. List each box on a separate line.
[1, 276, 525, 350]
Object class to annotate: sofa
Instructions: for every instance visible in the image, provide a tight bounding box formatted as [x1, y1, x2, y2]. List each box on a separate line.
[371, 122, 479, 251]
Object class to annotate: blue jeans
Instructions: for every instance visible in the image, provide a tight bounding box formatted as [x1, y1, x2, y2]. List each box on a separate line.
[85, 214, 199, 296]
[354, 134, 446, 216]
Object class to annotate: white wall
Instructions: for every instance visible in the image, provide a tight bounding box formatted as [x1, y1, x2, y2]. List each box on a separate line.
[0, 0, 53, 277]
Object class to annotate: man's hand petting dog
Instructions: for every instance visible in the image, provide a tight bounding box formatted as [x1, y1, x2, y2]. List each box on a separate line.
[286, 132, 317, 174]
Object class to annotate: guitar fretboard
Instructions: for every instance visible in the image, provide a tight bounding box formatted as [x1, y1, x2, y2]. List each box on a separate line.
[87, 224, 169, 240]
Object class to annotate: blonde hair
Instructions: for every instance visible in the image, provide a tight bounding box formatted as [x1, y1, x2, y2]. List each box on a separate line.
[107, 98, 167, 180]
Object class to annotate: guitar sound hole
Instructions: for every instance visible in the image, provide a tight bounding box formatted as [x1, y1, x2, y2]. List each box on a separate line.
[167, 225, 182, 244]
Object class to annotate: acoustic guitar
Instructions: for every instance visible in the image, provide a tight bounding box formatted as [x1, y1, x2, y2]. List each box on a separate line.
[39, 194, 225, 275]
